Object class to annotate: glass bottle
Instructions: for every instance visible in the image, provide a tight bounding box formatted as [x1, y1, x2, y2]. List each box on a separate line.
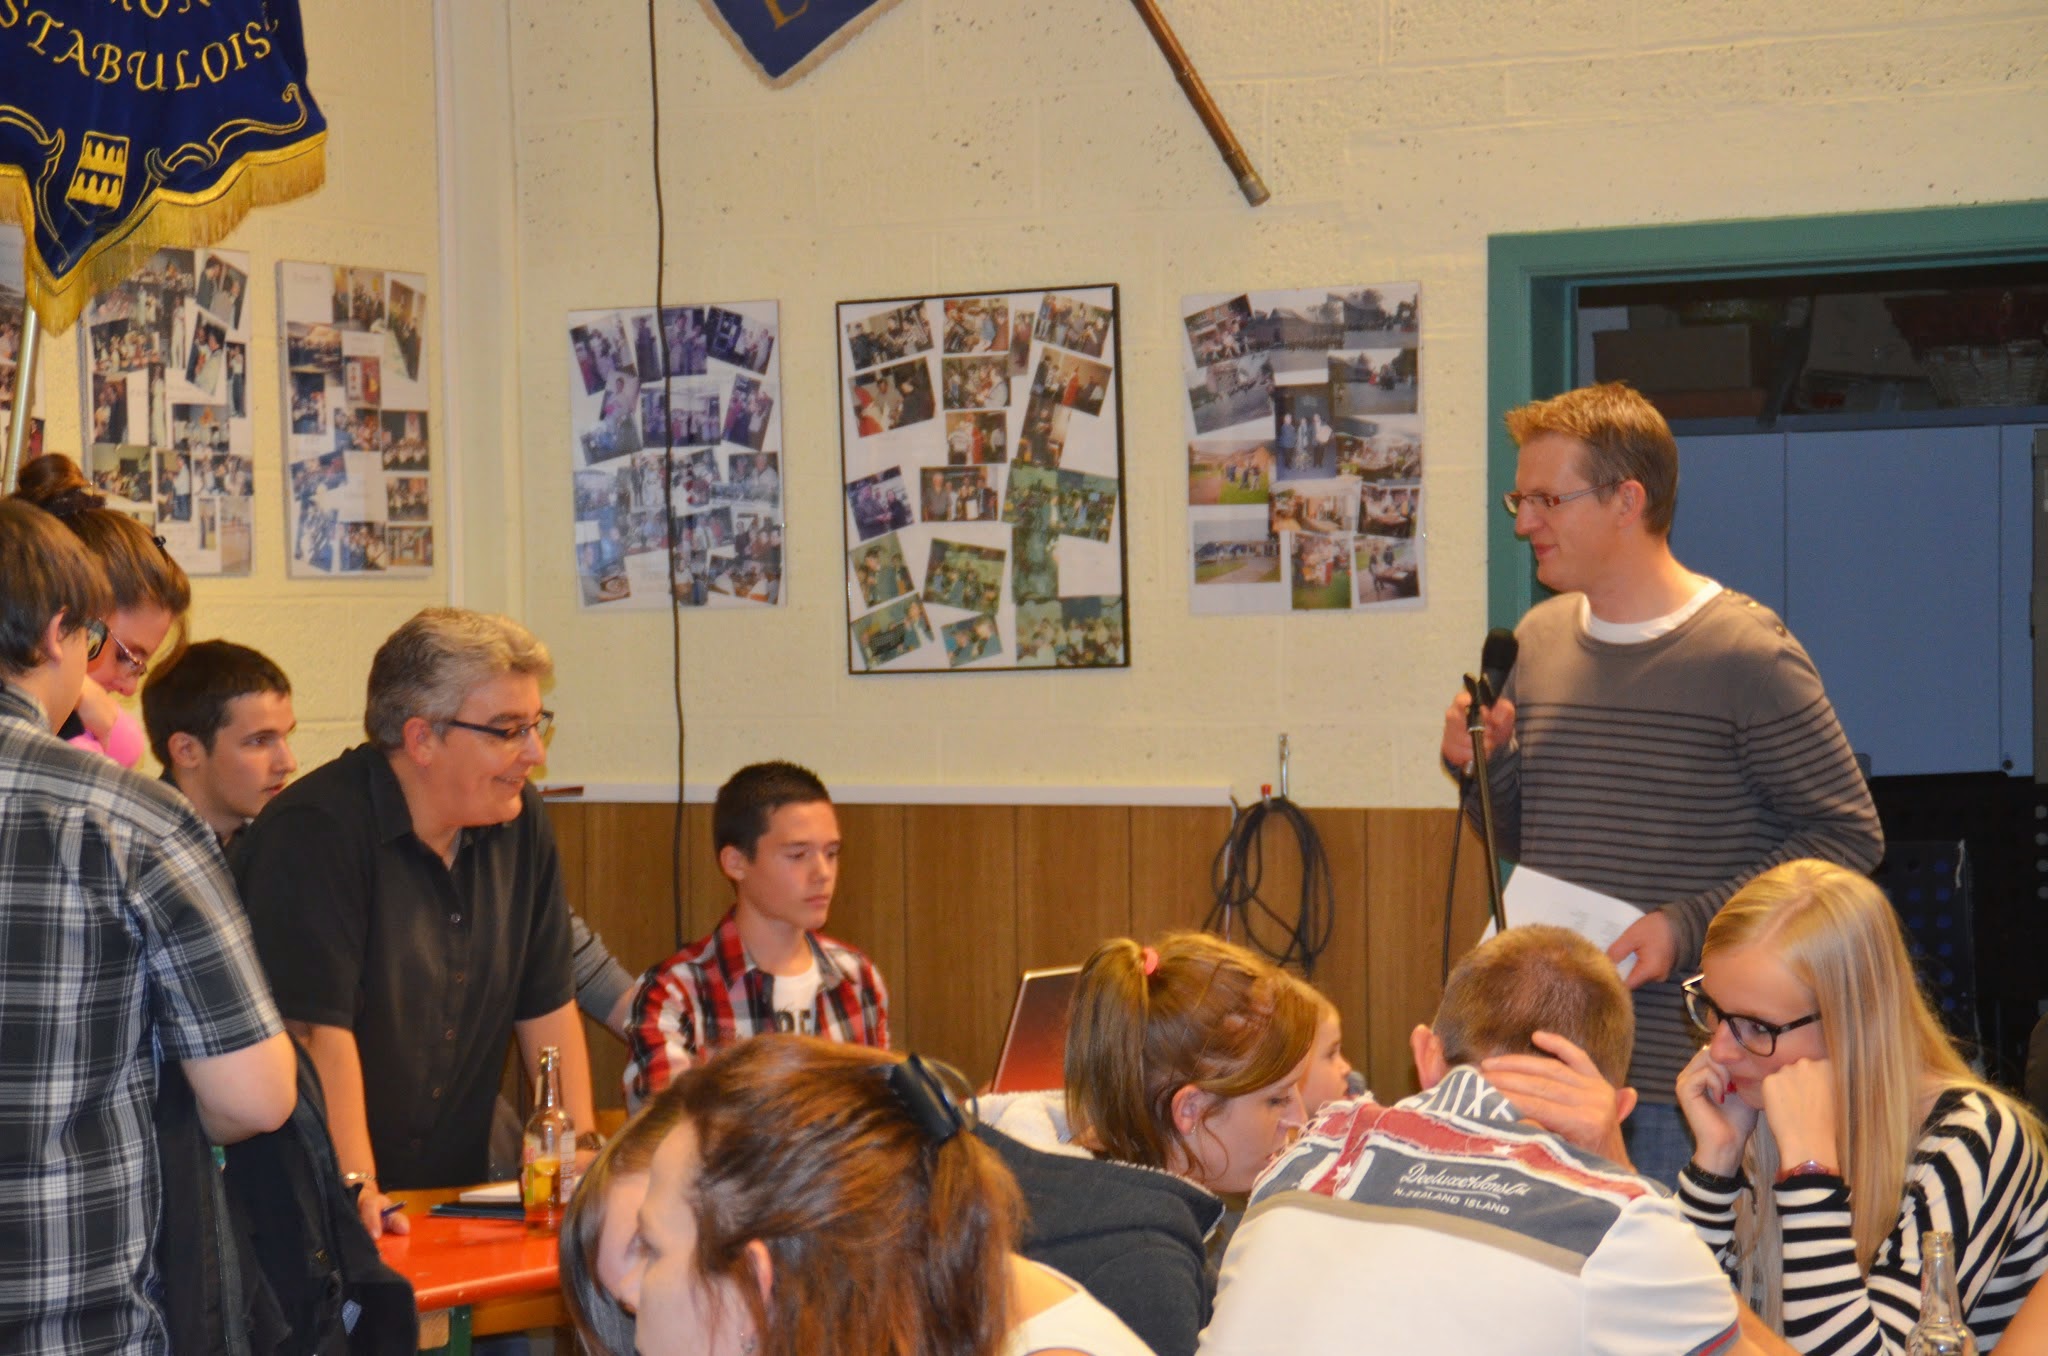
[1906, 1231, 1977, 1356]
[521, 1045, 575, 1232]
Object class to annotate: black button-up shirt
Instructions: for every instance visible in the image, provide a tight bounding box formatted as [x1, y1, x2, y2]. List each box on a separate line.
[233, 744, 572, 1189]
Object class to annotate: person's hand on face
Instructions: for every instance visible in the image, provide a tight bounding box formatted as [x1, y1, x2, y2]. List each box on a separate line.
[1757, 1057, 1838, 1172]
[1675, 1046, 1760, 1178]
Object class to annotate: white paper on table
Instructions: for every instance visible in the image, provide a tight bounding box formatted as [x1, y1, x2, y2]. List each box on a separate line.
[457, 1181, 521, 1203]
[1481, 865, 1643, 980]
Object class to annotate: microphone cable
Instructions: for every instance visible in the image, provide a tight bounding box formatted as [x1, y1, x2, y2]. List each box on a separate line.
[1206, 793, 1334, 977]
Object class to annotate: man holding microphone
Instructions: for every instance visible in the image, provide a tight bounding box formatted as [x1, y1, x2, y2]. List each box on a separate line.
[1441, 382, 1881, 1186]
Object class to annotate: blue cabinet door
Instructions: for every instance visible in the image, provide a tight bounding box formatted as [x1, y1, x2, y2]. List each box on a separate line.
[1672, 433, 1787, 618]
[2000, 423, 2043, 777]
[1787, 427, 2001, 777]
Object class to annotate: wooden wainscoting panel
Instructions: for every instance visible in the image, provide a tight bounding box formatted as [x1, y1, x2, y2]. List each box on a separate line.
[1016, 806, 1131, 970]
[1364, 808, 1494, 1101]
[830, 804, 908, 1040]
[576, 802, 691, 1110]
[1305, 808, 1370, 1092]
[683, 802, 727, 944]
[1129, 806, 1232, 938]
[902, 806, 1017, 1082]
[547, 801, 588, 919]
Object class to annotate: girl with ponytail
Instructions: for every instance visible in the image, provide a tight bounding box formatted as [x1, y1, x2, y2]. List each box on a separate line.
[12, 453, 191, 766]
[1058, 933, 1317, 1191]
[609, 1036, 1152, 1356]
[976, 932, 1319, 1356]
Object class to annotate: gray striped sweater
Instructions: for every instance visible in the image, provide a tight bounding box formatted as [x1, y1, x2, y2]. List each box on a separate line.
[1472, 588, 1883, 1103]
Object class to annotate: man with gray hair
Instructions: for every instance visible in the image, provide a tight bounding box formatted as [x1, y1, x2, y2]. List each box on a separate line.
[1199, 926, 1752, 1356]
[235, 607, 594, 1237]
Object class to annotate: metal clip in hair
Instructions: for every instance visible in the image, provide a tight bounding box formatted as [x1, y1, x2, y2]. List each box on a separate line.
[882, 1053, 965, 1145]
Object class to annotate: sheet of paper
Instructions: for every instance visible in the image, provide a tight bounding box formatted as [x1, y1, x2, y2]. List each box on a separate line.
[1485, 865, 1644, 980]
[457, 1181, 521, 1203]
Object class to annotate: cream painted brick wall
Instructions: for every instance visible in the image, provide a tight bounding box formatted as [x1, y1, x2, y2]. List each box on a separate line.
[26, 2, 447, 776]
[491, 0, 2048, 807]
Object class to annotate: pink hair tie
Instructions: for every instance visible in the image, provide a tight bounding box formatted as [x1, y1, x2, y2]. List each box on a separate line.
[1140, 946, 1160, 977]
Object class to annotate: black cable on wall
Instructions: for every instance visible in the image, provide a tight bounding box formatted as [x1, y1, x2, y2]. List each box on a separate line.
[646, 0, 686, 950]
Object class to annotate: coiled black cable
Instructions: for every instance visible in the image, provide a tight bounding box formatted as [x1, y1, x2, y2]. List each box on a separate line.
[1206, 795, 1334, 976]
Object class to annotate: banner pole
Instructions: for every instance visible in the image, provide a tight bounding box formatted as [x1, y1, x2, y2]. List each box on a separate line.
[3, 304, 40, 490]
[1127, 0, 1270, 207]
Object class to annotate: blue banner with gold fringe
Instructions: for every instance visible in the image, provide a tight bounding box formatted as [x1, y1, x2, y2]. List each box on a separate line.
[700, 0, 903, 85]
[0, 0, 326, 332]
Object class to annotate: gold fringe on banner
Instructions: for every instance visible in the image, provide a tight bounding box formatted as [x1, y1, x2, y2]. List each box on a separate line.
[0, 131, 326, 335]
[694, 0, 908, 90]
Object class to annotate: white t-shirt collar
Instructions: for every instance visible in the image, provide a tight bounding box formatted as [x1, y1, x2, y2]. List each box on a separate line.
[1578, 579, 1722, 644]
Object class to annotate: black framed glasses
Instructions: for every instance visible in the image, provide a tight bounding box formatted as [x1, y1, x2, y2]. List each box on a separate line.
[1501, 482, 1618, 516]
[84, 619, 109, 662]
[1681, 975, 1821, 1058]
[442, 710, 555, 745]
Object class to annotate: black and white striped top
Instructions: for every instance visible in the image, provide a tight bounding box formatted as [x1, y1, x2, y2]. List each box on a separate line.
[1473, 589, 1882, 1101]
[1678, 1087, 2048, 1353]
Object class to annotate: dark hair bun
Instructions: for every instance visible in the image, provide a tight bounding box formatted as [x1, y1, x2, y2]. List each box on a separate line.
[13, 454, 105, 518]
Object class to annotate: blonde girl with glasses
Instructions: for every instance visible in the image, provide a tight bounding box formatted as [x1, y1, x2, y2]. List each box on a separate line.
[1675, 858, 2048, 1352]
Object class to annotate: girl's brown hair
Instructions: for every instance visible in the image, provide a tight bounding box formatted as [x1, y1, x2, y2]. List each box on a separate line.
[13, 453, 191, 619]
[560, 1092, 692, 1356]
[1064, 931, 1318, 1177]
[664, 1036, 1020, 1356]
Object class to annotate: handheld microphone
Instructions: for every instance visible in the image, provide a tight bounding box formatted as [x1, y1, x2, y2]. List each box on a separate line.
[1478, 628, 1518, 708]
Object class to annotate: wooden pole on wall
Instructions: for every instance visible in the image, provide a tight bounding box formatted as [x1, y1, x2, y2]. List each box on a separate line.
[1126, 0, 1271, 207]
[2, 306, 39, 489]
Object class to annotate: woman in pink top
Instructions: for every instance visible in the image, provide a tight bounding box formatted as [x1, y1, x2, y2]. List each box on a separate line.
[12, 453, 191, 767]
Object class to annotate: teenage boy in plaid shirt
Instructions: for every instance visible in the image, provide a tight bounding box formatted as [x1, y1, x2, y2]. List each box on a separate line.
[625, 761, 889, 1106]
[0, 500, 295, 1354]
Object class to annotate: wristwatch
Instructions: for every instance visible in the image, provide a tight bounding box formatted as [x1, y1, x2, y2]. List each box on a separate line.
[341, 1170, 378, 1200]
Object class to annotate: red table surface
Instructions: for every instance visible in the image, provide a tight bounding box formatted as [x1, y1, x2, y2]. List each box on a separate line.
[377, 1213, 561, 1311]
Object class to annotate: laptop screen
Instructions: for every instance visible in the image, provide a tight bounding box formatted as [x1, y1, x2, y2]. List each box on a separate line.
[989, 964, 1082, 1094]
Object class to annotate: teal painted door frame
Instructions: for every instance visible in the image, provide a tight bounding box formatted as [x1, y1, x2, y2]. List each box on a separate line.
[1484, 200, 2048, 630]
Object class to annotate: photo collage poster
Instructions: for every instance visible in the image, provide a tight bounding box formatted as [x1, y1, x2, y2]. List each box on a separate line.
[277, 260, 433, 577]
[837, 286, 1128, 672]
[80, 247, 255, 575]
[1181, 285, 1423, 614]
[0, 224, 41, 461]
[566, 302, 782, 609]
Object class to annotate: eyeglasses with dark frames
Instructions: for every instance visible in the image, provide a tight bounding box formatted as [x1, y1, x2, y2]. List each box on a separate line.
[84, 619, 109, 663]
[1681, 975, 1821, 1058]
[441, 710, 555, 745]
[1501, 482, 1619, 516]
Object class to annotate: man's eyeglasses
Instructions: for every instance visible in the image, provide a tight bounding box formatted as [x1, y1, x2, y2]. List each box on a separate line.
[1501, 483, 1618, 516]
[84, 619, 109, 662]
[442, 711, 555, 745]
[1681, 975, 1821, 1058]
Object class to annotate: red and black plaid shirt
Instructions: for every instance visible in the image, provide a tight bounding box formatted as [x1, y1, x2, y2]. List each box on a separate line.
[624, 907, 889, 1107]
